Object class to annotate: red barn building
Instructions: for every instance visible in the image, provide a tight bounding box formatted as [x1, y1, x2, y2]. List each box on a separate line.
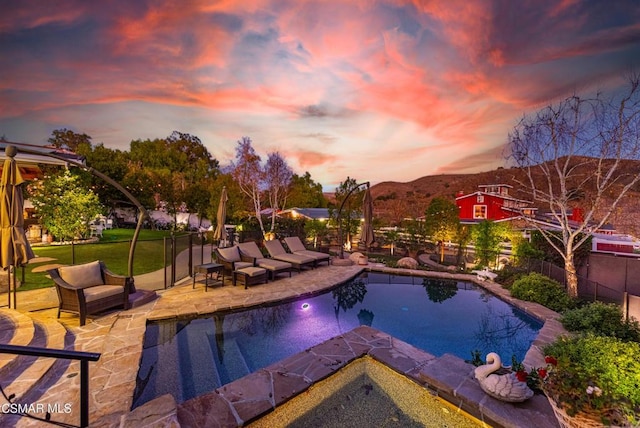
[456, 184, 536, 223]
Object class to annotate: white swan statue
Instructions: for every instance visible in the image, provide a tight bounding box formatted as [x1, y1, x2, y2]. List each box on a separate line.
[474, 352, 534, 402]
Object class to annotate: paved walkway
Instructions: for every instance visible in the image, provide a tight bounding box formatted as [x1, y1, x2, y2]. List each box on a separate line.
[0, 261, 565, 427]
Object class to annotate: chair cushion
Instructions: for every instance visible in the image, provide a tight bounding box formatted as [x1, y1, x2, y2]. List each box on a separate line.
[284, 237, 307, 253]
[83, 285, 124, 302]
[256, 258, 291, 271]
[272, 253, 314, 264]
[58, 261, 104, 288]
[264, 240, 286, 256]
[218, 246, 241, 262]
[238, 242, 264, 259]
[297, 249, 331, 261]
[234, 261, 253, 270]
[236, 267, 267, 277]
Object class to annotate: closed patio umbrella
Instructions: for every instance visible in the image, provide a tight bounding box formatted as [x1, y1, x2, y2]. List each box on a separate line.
[213, 186, 228, 246]
[359, 185, 374, 251]
[1, 145, 35, 308]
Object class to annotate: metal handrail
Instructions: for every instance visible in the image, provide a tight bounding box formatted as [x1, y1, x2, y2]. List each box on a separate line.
[0, 344, 100, 428]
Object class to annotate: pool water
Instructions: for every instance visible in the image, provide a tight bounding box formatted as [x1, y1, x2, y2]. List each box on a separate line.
[133, 272, 541, 408]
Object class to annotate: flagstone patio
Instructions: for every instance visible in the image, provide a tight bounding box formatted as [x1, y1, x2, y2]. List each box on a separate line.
[0, 261, 564, 427]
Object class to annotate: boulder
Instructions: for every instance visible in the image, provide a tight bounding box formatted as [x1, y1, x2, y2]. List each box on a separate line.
[397, 257, 418, 269]
[349, 252, 365, 263]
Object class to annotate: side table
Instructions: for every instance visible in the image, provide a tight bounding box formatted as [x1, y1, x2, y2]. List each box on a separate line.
[193, 263, 223, 291]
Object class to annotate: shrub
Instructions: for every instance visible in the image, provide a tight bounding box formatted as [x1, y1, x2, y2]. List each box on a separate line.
[543, 334, 640, 426]
[510, 272, 574, 312]
[560, 302, 640, 342]
[495, 267, 526, 290]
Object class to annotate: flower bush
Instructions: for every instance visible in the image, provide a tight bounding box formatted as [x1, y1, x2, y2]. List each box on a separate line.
[511, 355, 555, 394]
[543, 334, 640, 426]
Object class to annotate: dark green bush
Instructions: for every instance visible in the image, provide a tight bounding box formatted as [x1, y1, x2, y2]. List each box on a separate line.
[495, 267, 526, 290]
[544, 335, 640, 425]
[560, 302, 640, 342]
[510, 272, 574, 312]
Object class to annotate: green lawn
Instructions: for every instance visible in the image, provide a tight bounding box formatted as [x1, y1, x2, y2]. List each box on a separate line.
[21, 229, 190, 291]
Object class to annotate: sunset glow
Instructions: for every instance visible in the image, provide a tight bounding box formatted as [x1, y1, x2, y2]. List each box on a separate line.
[1, 1, 639, 189]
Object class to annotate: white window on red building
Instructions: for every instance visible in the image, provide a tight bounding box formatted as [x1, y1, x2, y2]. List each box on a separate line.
[473, 205, 487, 219]
[477, 195, 484, 203]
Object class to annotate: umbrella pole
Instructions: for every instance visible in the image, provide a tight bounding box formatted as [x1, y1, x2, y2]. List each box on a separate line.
[6, 270, 10, 308]
[12, 266, 16, 309]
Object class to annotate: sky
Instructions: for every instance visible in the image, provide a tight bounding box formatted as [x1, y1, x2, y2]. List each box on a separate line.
[1, 1, 640, 191]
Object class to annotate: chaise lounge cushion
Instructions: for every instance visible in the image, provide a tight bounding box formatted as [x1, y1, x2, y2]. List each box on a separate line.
[217, 246, 252, 270]
[238, 242, 293, 271]
[264, 240, 315, 269]
[237, 242, 264, 259]
[58, 260, 104, 288]
[283, 237, 331, 265]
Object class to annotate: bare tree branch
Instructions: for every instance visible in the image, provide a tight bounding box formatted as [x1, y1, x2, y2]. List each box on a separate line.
[507, 74, 640, 297]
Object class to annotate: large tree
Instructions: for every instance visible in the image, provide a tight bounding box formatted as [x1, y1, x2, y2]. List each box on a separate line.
[28, 170, 103, 241]
[83, 143, 130, 206]
[331, 177, 364, 251]
[264, 152, 293, 233]
[507, 75, 640, 298]
[127, 132, 218, 225]
[230, 137, 267, 237]
[287, 172, 327, 208]
[472, 220, 509, 268]
[47, 128, 92, 152]
[423, 197, 459, 262]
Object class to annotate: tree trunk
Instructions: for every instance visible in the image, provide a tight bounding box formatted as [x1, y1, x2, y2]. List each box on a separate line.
[564, 254, 578, 299]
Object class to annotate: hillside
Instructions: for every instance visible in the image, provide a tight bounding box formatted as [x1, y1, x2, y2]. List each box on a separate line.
[366, 162, 640, 236]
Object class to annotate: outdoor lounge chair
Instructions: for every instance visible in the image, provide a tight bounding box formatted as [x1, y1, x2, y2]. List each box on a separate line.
[48, 260, 131, 326]
[214, 246, 268, 288]
[283, 236, 331, 266]
[263, 239, 315, 272]
[238, 241, 293, 280]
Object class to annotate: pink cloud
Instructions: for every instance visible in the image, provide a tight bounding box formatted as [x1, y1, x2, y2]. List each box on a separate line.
[287, 149, 339, 169]
[2, 0, 639, 188]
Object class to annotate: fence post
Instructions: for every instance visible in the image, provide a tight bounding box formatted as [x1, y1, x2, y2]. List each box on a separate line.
[188, 233, 193, 277]
[171, 234, 176, 287]
[163, 237, 168, 290]
[200, 234, 205, 265]
[72, 241, 75, 265]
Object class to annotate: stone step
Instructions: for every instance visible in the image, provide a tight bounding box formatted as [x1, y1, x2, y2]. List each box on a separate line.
[179, 321, 220, 401]
[0, 311, 69, 419]
[0, 309, 36, 372]
[211, 336, 251, 386]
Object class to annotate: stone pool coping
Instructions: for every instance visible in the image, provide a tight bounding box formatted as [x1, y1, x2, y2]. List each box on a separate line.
[173, 325, 558, 427]
[125, 266, 564, 427]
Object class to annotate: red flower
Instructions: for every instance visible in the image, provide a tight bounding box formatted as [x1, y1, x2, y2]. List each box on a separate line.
[537, 368, 548, 379]
[544, 356, 557, 366]
[515, 370, 528, 382]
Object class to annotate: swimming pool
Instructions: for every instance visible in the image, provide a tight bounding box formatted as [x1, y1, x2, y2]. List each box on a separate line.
[133, 272, 541, 408]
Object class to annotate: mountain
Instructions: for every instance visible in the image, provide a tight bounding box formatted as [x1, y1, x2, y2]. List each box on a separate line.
[367, 161, 640, 236]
